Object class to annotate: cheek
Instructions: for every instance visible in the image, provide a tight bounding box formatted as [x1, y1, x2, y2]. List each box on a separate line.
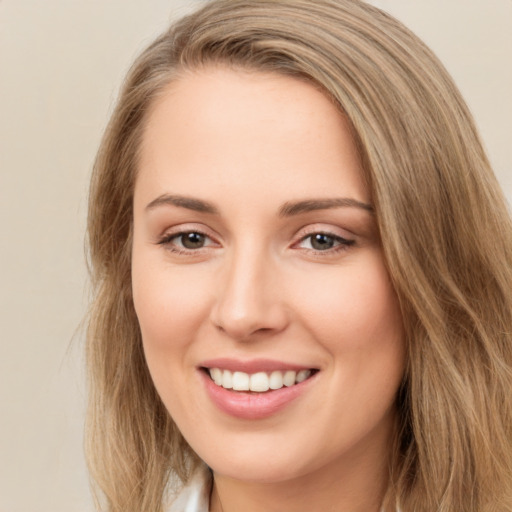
[131, 254, 214, 357]
[292, 254, 405, 409]
[294, 258, 403, 350]
[131, 257, 217, 416]
[293, 257, 405, 429]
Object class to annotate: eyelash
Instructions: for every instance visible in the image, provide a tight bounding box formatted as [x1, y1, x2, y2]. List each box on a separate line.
[157, 230, 215, 255]
[156, 230, 355, 256]
[295, 232, 355, 254]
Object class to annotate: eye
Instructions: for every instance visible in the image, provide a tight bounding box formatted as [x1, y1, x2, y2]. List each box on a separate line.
[298, 232, 355, 252]
[177, 232, 208, 249]
[158, 230, 216, 252]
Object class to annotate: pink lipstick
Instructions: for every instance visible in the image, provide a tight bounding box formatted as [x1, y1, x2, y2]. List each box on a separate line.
[199, 359, 318, 420]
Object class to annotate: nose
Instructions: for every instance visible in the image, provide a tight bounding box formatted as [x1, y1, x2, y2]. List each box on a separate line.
[210, 246, 289, 341]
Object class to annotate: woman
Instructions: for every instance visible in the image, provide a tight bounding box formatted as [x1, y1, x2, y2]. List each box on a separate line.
[86, 1, 512, 511]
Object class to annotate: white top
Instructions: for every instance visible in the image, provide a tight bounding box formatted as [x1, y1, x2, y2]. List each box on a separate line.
[168, 465, 212, 512]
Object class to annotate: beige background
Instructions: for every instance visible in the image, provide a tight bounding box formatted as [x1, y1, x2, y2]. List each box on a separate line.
[0, 1, 510, 511]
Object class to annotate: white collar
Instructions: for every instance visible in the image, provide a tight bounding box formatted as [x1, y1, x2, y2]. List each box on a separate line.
[168, 464, 212, 512]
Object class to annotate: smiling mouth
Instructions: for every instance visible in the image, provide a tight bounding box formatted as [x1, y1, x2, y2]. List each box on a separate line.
[203, 368, 319, 393]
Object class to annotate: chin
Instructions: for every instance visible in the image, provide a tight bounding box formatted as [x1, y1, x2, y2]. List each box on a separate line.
[191, 430, 337, 486]
[207, 456, 310, 484]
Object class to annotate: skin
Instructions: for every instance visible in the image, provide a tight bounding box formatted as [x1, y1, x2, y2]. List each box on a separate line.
[132, 67, 405, 512]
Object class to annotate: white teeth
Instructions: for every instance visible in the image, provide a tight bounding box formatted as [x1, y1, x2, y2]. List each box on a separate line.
[250, 372, 270, 392]
[296, 369, 311, 383]
[222, 369, 233, 389]
[210, 368, 223, 386]
[269, 370, 284, 390]
[232, 371, 250, 391]
[283, 370, 296, 387]
[208, 368, 314, 392]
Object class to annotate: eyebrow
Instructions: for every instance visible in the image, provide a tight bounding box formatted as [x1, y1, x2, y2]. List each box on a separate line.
[279, 198, 374, 217]
[145, 194, 373, 216]
[145, 194, 219, 214]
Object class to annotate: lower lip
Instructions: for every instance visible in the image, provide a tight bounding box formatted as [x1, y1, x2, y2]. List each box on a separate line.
[200, 370, 317, 420]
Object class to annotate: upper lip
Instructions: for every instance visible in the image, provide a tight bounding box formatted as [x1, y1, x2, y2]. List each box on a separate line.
[199, 358, 317, 374]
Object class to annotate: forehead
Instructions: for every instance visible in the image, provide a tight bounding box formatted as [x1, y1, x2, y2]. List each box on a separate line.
[136, 66, 368, 208]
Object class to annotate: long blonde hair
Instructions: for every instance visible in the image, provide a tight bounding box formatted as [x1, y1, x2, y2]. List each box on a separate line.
[86, 1, 512, 510]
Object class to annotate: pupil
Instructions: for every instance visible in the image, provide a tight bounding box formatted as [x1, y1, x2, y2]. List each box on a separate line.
[182, 232, 205, 249]
[311, 233, 334, 250]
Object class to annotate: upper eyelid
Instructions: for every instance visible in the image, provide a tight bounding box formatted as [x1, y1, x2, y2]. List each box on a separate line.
[158, 223, 218, 239]
[293, 223, 355, 241]
[155, 223, 356, 246]
[293, 233, 355, 251]
[298, 232, 352, 243]
[162, 231, 215, 242]
[155, 225, 220, 251]
[156, 231, 220, 255]
[289, 225, 357, 254]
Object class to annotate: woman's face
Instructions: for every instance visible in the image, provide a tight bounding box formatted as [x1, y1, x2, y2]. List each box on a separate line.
[132, 67, 405, 484]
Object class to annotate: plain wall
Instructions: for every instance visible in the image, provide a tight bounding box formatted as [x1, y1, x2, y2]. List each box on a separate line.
[0, 1, 510, 510]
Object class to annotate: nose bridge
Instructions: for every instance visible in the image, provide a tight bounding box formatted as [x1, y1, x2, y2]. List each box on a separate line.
[211, 241, 286, 339]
